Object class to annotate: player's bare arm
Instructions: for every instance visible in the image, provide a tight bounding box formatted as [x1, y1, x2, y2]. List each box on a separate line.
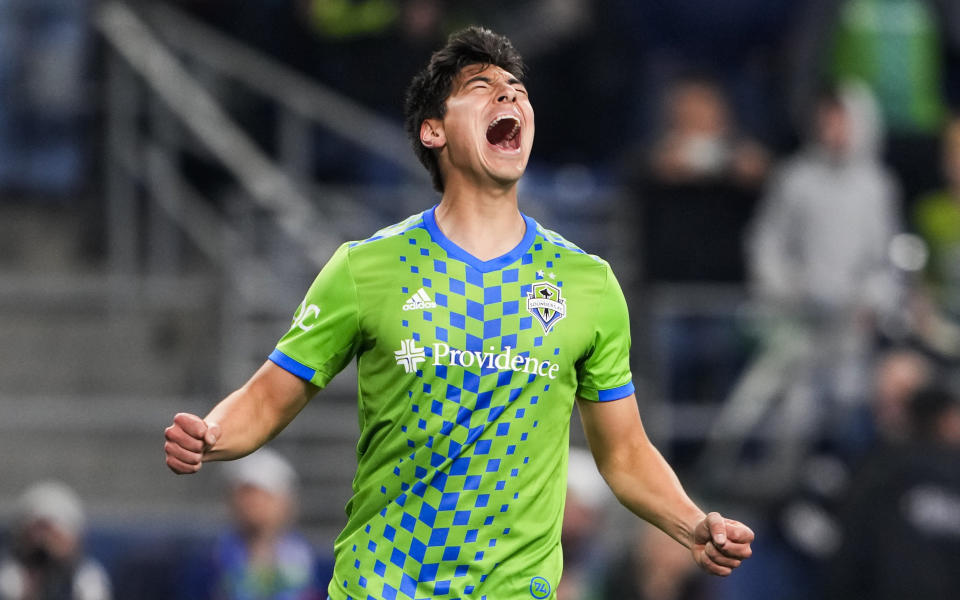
[577, 394, 754, 576]
[164, 361, 318, 474]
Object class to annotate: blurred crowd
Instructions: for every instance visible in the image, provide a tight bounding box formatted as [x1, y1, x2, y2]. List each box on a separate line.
[0, 450, 331, 600]
[3, 0, 960, 599]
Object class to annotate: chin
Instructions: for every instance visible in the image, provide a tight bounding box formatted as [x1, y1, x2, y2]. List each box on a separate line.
[485, 150, 529, 175]
[487, 164, 526, 187]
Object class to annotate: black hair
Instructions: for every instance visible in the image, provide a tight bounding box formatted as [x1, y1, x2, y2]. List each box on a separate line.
[403, 26, 526, 192]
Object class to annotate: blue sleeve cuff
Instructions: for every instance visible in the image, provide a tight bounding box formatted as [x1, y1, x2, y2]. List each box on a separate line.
[597, 381, 635, 402]
[268, 349, 317, 382]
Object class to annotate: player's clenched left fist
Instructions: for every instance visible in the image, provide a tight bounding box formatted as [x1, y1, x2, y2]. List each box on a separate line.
[690, 512, 754, 576]
[164, 412, 220, 474]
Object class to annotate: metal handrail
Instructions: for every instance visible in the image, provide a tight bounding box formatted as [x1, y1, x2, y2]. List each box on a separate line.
[145, 1, 427, 182]
[96, 1, 338, 267]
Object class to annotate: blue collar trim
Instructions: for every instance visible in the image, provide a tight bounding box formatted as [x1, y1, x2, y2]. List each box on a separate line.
[422, 205, 538, 273]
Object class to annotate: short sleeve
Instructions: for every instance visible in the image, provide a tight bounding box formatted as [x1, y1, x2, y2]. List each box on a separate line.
[270, 243, 362, 388]
[575, 265, 634, 402]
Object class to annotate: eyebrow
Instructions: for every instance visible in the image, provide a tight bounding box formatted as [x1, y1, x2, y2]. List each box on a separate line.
[461, 75, 525, 90]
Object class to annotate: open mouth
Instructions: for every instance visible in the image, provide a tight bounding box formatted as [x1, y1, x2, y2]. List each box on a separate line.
[486, 115, 521, 151]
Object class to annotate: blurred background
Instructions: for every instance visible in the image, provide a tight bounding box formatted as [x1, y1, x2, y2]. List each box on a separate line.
[2, 0, 960, 598]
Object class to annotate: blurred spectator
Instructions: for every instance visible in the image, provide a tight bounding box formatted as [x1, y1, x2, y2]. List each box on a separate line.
[910, 116, 960, 359]
[632, 75, 770, 285]
[0, 0, 90, 196]
[557, 447, 615, 600]
[746, 80, 902, 414]
[748, 81, 902, 321]
[869, 346, 935, 444]
[639, 70, 768, 297]
[0, 481, 111, 600]
[649, 75, 770, 188]
[186, 448, 322, 600]
[826, 381, 960, 599]
[599, 521, 708, 600]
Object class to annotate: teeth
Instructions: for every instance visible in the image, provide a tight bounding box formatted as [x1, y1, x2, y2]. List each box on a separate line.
[488, 115, 520, 131]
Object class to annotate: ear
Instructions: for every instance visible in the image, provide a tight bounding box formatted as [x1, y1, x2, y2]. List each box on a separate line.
[420, 119, 445, 149]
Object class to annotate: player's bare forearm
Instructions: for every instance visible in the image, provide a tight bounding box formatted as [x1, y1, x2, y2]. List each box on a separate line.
[577, 396, 703, 546]
[203, 360, 317, 461]
[577, 394, 754, 576]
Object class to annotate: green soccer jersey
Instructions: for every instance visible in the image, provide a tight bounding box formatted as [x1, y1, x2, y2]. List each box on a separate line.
[269, 206, 634, 600]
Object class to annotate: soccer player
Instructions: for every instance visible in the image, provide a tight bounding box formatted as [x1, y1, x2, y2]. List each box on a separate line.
[164, 26, 754, 600]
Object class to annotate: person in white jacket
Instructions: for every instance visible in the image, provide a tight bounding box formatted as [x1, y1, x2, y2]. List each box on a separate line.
[748, 80, 902, 319]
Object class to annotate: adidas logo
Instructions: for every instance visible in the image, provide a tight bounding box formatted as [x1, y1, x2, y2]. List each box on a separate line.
[402, 288, 437, 311]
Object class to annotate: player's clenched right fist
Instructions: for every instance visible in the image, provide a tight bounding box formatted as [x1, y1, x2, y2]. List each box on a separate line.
[164, 412, 220, 474]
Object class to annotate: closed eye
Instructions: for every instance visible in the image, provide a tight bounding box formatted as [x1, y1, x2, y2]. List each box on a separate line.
[463, 75, 492, 91]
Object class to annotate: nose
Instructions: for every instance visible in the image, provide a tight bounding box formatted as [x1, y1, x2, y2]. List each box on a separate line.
[496, 83, 516, 103]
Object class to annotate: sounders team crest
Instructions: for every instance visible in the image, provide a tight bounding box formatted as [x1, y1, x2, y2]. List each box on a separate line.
[526, 281, 566, 334]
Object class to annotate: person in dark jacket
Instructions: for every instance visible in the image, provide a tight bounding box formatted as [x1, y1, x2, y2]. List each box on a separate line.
[826, 381, 960, 600]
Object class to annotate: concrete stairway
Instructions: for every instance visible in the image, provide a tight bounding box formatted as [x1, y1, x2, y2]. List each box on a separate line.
[0, 202, 358, 549]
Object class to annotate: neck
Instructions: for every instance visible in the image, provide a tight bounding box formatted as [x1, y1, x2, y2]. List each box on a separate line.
[434, 187, 526, 261]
